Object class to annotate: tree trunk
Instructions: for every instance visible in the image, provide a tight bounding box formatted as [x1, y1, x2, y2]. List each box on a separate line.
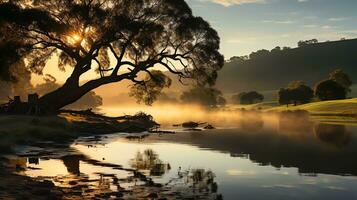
[38, 74, 123, 113]
[39, 85, 82, 113]
[39, 76, 91, 113]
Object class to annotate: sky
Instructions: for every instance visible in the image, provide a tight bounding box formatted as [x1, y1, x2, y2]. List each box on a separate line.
[185, 0, 357, 58]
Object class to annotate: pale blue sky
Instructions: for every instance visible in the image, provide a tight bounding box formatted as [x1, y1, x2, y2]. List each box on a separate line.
[186, 0, 357, 58]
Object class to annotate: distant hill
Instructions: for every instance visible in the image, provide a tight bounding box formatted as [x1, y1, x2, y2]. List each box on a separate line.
[216, 39, 357, 94]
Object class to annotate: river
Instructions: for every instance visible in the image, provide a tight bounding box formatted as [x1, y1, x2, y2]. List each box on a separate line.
[16, 106, 357, 199]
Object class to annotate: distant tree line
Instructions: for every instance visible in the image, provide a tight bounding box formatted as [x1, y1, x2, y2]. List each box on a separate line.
[228, 38, 327, 64]
[278, 69, 352, 107]
[297, 39, 318, 47]
[229, 69, 352, 107]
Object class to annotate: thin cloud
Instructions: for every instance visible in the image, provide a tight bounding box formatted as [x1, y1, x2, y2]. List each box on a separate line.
[303, 24, 317, 28]
[322, 25, 334, 29]
[199, 0, 266, 7]
[328, 17, 350, 21]
[261, 20, 295, 24]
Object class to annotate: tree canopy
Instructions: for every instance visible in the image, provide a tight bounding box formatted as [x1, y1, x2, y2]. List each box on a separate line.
[0, 0, 223, 111]
[297, 39, 318, 47]
[180, 87, 226, 107]
[329, 69, 352, 93]
[278, 81, 314, 106]
[232, 91, 264, 105]
[314, 79, 347, 101]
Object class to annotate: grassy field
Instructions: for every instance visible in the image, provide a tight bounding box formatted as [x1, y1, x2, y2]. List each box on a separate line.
[225, 98, 357, 125]
[227, 101, 279, 111]
[266, 98, 357, 116]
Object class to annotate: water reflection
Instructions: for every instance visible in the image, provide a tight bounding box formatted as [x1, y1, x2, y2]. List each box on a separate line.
[169, 168, 223, 199]
[278, 111, 313, 136]
[18, 110, 357, 200]
[62, 155, 82, 175]
[143, 115, 357, 176]
[28, 157, 39, 165]
[240, 112, 264, 131]
[314, 124, 351, 148]
[130, 149, 171, 176]
[189, 169, 218, 193]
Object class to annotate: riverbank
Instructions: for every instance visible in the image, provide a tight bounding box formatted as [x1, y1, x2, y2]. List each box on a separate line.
[0, 111, 162, 199]
[0, 110, 158, 154]
[0, 114, 221, 199]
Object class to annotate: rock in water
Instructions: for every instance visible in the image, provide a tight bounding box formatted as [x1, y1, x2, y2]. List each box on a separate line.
[204, 124, 215, 129]
[182, 121, 199, 128]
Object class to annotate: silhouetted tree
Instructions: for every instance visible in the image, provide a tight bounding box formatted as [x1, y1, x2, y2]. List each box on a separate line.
[298, 39, 318, 47]
[0, 23, 31, 82]
[232, 91, 264, 105]
[229, 56, 248, 63]
[34, 74, 103, 110]
[270, 46, 281, 53]
[278, 88, 291, 107]
[0, 0, 223, 113]
[129, 70, 172, 105]
[180, 87, 226, 107]
[329, 69, 352, 93]
[0, 61, 33, 101]
[278, 81, 314, 106]
[249, 49, 270, 60]
[314, 79, 347, 101]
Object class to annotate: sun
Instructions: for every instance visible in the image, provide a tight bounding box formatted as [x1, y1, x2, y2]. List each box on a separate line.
[72, 34, 82, 42]
[67, 33, 83, 44]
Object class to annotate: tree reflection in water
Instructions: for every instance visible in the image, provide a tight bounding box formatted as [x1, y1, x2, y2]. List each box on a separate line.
[279, 110, 313, 136]
[314, 123, 351, 148]
[189, 169, 218, 193]
[172, 168, 223, 200]
[130, 149, 171, 176]
[61, 155, 82, 175]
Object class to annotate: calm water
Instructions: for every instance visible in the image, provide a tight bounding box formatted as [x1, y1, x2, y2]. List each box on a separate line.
[19, 110, 357, 199]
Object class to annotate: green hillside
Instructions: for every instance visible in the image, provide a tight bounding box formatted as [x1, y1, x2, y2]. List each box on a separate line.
[217, 39, 357, 93]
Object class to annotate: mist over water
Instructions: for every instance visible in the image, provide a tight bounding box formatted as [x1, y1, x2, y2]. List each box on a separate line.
[99, 103, 279, 129]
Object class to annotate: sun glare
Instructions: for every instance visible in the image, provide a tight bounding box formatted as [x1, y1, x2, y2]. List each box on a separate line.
[67, 33, 83, 44]
[72, 34, 82, 41]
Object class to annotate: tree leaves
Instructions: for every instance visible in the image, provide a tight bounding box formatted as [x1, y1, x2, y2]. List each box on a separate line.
[1, 0, 224, 106]
[129, 70, 172, 105]
[58, 51, 76, 71]
[27, 48, 56, 75]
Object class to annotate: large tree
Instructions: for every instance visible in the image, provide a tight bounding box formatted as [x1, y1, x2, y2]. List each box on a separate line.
[180, 86, 226, 107]
[0, 0, 223, 112]
[278, 81, 314, 106]
[232, 91, 264, 105]
[314, 79, 346, 101]
[329, 69, 353, 94]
